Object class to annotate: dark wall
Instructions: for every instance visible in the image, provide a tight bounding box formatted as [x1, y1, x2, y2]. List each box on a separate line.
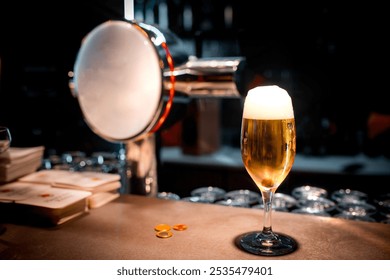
[0, 1, 388, 157]
[0, 0, 124, 154]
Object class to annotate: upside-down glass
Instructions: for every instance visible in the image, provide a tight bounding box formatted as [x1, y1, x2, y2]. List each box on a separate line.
[0, 126, 11, 235]
[236, 85, 297, 256]
[0, 126, 12, 154]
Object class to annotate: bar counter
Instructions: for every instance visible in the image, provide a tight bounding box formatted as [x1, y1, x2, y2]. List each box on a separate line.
[1, 194, 390, 260]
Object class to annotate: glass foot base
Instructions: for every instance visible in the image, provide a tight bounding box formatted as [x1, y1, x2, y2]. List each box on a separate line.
[235, 231, 298, 256]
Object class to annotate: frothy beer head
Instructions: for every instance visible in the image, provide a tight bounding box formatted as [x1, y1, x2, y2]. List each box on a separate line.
[243, 85, 294, 120]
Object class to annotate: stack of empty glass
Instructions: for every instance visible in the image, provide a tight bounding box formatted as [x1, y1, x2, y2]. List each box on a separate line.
[182, 186, 227, 204]
[332, 189, 376, 222]
[40, 152, 390, 224]
[291, 185, 335, 217]
[183, 184, 387, 224]
[42, 150, 122, 174]
[218, 189, 261, 208]
[374, 193, 390, 224]
[157, 192, 181, 200]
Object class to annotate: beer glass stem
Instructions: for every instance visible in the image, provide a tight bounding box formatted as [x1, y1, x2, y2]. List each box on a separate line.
[261, 190, 274, 235]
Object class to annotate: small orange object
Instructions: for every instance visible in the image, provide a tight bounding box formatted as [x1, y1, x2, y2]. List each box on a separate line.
[173, 224, 188, 231]
[154, 224, 171, 232]
[156, 230, 173, 238]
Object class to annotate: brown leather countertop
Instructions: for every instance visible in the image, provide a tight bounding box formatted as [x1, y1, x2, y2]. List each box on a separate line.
[1, 194, 390, 260]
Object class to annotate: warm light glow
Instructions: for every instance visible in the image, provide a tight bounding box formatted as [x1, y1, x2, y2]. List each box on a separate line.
[150, 41, 175, 133]
[243, 85, 294, 120]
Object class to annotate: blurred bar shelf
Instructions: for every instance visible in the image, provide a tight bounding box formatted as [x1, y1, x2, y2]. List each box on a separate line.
[161, 146, 390, 176]
[159, 146, 390, 197]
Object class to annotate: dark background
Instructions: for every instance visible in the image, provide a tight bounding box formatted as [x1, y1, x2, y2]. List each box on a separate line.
[0, 0, 388, 158]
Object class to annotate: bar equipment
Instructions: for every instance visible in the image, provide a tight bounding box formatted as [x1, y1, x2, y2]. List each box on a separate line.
[69, 3, 245, 195]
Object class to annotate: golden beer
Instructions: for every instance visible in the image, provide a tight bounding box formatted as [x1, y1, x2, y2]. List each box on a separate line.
[241, 118, 296, 192]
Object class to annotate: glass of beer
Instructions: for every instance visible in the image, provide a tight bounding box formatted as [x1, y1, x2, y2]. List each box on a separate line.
[236, 85, 297, 256]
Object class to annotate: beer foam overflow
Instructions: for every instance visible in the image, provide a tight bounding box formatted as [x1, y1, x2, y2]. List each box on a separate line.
[243, 85, 294, 120]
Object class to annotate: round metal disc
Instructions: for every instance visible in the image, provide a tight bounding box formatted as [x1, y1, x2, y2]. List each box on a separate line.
[73, 20, 163, 142]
